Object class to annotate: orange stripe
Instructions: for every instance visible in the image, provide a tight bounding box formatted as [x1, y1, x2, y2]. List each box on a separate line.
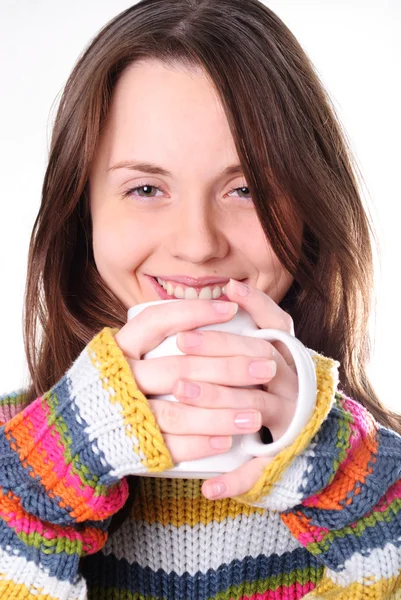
[305, 413, 379, 510]
[0, 486, 107, 550]
[4, 404, 87, 513]
[281, 511, 312, 539]
[3, 400, 120, 521]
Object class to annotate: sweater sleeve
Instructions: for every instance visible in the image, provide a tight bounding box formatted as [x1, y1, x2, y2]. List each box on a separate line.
[0, 327, 173, 600]
[233, 352, 401, 598]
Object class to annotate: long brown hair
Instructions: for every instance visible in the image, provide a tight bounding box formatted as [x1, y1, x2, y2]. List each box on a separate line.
[23, 0, 400, 442]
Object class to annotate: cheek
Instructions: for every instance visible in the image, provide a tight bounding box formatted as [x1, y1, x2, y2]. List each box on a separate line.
[235, 218, 270, 264]
[239, 220, 294, 299]
[92, 217, 144, 275]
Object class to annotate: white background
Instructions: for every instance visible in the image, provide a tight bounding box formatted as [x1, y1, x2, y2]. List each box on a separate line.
[0, 1, 400, 411]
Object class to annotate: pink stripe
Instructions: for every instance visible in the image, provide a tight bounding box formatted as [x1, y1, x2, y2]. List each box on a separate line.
[238, 580, 316, 599]
[302, 492, 319, 508]
[297, 523, 329, 546]
[27, 403, 100, 500]
[5, 512, 102, 551]
[333, 398, 378, 489]
[329, 398, 366, 475]
[7, 513, 97, 543]
[0, 404, 21, 423]
[383, 479, 401, 505]
[21, 401, 125, 520]
[342, 396, 373, 436]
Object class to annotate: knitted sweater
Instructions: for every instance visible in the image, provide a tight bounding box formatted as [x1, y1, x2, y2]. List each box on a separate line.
[0, 328, 400, 599]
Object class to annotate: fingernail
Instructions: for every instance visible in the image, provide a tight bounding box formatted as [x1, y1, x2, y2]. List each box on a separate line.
[234, 410, 262, 429]
[204, 481, 226, 499]
[229, 279, 251, 296]
[249, 359, 277, 379]
[209, 436, 232, 450]
[175, 380, 201, 399]
[212, 301, 239, 314]
[180, 331, 203, 347]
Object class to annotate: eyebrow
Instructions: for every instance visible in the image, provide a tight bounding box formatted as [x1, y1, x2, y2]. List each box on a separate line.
[107, 160, 244, 178]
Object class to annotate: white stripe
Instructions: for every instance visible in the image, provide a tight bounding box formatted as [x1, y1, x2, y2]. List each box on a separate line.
[325, 540, 401, 587]
[103, 509, 301, 575]
[253, 447, 315, 511]
[67, 348, 148, 477]
[0, 546, 87, 600]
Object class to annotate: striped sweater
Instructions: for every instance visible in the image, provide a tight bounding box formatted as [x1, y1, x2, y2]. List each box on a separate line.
[0, 327, 400, 599]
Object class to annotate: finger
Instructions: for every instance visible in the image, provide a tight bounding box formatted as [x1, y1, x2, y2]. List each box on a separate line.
[176, 329, 298, 400]
[224, 279, 295, 365]
[163, 433, 233, 463]
[148, 398, 262, 435]
[114, 298, 238, 360]
[173, 381, 296, 440]
[132, 354, 276, 395]
[201, 456, 270, 500]
[225, 279, 294, 334]
[177, 329, 280, 359]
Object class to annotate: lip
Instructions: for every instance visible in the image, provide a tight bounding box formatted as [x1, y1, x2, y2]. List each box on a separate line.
[152, 275, 232, 286]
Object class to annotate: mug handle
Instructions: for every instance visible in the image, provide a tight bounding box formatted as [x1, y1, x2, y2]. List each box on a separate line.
[240, 329, 317, 457]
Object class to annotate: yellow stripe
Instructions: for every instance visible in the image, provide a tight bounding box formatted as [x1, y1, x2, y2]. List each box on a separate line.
[233, 353, 339, 505]
[131, 476, 265, 526]
[303, 571, 401, 598]
[0, 579, 60, 600]
[87, 327, 173, 473]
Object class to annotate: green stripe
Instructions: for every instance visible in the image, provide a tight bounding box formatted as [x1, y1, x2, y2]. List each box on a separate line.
[328, 399, 354, 487]
[87, 565, 324, 600]
[306, 497, 401, 555]
[41, 390, 109, 496]
[17, 529, 83, 557]
[0, 392, 28, 408]
[214, 566, 323, 600]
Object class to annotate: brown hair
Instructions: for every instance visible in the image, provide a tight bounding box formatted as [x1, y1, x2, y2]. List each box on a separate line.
[23, 0, 400, 440]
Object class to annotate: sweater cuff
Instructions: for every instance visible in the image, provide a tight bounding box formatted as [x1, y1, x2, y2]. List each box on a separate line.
[67, 326, 174, 477]
[232, 352, 339, 509]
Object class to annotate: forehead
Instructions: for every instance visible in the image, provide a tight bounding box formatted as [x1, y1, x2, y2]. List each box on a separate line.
[101, 59, 238, 160]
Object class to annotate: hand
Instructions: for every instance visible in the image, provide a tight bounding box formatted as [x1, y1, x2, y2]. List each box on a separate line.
[115, 298, 269, 463]
[115, 280, 298, 500]
[173, 279, 298, 500]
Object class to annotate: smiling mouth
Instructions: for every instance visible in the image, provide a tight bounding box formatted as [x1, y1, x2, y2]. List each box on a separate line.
[148, 275, 231, 301]
[157, 276, 227, 299]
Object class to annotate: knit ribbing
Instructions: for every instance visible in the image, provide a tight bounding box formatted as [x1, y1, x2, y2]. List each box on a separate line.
[1, 329, 401, 599]
[81, 476, 324, 600]
[0, 327, 173, 598]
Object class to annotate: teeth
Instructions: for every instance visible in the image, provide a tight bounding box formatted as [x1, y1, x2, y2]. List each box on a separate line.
[173, 285, 185, 298]
[212, 285, 222, 299]
[185, 287, 198, 299]
[156, 278, 226, 300]
[199, 286, 213, 300]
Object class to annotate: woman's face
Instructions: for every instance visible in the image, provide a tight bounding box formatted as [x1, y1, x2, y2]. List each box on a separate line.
[89, 59, 297, 309]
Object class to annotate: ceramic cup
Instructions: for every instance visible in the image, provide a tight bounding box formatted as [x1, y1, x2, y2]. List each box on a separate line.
[128, 299, 317, 478]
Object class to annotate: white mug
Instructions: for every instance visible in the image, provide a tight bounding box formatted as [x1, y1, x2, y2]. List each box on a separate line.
[128, 299, 317, 478]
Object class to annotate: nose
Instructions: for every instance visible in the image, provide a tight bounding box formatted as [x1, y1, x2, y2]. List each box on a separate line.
[166, 196, 229, 264]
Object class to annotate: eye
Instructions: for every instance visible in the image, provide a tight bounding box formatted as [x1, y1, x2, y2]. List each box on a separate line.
[122, 184, 164, 199]
[227, 186, 252, 202]
[121, 183, 253, 202]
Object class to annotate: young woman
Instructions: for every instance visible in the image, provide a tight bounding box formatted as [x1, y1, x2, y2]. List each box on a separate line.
[1, 1, 400, 598]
